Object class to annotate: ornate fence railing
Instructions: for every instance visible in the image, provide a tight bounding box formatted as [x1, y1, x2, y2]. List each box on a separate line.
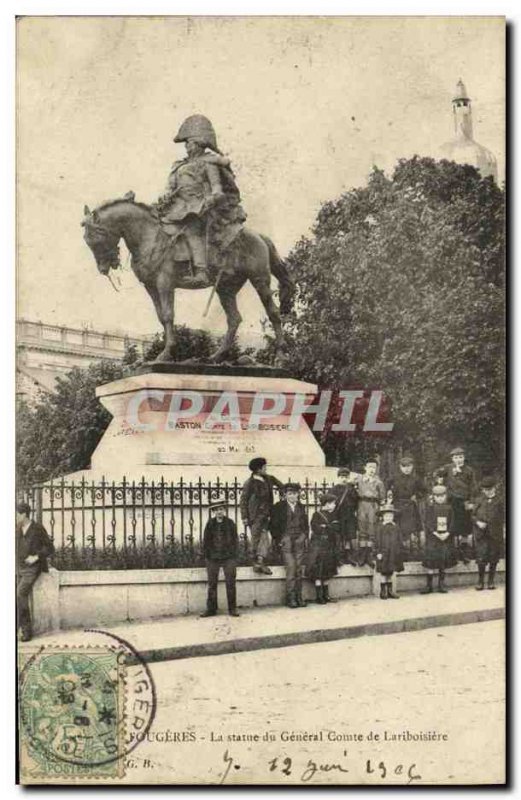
[20, 477, 332, 570]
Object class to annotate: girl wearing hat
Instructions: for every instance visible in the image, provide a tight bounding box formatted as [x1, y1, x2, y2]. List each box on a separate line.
[306, 494, 340, 604]
[421, 485, 457, 594]
[473, 477, 504, 590]
[375, 504, 403, 599]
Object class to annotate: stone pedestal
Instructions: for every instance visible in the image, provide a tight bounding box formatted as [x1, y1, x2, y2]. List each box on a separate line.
[90, 366, 328, 477]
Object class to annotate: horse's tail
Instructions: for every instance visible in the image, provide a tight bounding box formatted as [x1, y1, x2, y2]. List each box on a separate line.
[261, 235, 295, 315]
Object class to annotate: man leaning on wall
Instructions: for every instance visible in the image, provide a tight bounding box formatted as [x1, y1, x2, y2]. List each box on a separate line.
[16, 502, 54, 642]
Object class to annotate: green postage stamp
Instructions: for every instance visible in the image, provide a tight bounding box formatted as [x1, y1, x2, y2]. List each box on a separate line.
[18, 645, 126, 782]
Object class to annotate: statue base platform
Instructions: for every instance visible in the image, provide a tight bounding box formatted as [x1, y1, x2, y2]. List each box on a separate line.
[88, 367, 329, 476]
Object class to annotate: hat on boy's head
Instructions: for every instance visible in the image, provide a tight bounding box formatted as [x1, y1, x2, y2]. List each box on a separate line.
[364, 457, 378, 465]
[319, 492, 337, 506]
[400, 455, 414, 466]
[450, 447, 465, 457]
[209, 496, 228, 511]
[285, 482, 301, 493]
[248, 457, 267, 472]
[481, 476, 497, 489]
[378, 503, 395, 515]
[16, 502, 31, 516]
[337, 467, 350, 477]
[432, 485, 448, 496]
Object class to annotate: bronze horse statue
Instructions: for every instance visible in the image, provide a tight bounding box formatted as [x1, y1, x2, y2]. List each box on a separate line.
[82, 193, 294, 363]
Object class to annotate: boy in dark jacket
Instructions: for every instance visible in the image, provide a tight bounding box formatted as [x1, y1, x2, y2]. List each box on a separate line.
[375, 504, 403, 600]
[440, 446, 478, 564]
[16, 502, 55, 641]
[201, 498, 240, 617]
[240, 457, 284, 575]
[331, 468, 358, 565]
[388, 455, 425, 559]
[473, 476, 504, 590]
[271, 483, 309, 608]
[306, 493, 340, 604]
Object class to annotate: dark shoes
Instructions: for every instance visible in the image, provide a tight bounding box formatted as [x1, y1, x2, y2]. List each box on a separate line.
[476, 583, 485, 591]
[380, 583, 388, 600]
[315, 586, 326, 604]
[421, 576, 434, 594]
[387, 584, 400, 600]
[323, 585, 337, 603]
[200, 610, 217, 618]
[228, 609, 241, 617]
[287, 597, 298, 609]
[19, 630, 32, 642]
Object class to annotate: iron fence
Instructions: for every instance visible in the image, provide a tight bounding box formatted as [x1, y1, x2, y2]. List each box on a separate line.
[20, 477, 333, 570]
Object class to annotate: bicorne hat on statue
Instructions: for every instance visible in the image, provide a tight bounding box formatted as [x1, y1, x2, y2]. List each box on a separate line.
[174, 115, 222, 153]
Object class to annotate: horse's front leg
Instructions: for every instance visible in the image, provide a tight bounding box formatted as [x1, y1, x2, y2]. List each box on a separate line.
[145, 277, 175, 362]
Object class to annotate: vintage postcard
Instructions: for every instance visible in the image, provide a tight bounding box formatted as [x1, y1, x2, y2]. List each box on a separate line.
[16, 16, 506, 785]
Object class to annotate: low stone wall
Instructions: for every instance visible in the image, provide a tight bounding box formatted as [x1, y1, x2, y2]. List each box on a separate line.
[31, 560, 506, 634]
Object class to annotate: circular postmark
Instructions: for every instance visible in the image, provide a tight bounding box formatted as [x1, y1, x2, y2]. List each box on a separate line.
[19, 629, 156, 773]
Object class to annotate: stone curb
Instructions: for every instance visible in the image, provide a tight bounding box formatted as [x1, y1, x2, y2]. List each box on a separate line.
[128, 605, 505, 666]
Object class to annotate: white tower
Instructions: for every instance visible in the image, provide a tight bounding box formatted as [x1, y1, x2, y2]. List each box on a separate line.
[440, 79, 497, 181]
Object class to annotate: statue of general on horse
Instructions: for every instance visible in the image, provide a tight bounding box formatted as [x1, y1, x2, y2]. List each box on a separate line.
[153, 115, 247, 288]
[82, 115, 294, 364]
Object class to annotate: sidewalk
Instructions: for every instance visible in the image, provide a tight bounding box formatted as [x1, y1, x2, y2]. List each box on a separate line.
[26, 584, 505, 665]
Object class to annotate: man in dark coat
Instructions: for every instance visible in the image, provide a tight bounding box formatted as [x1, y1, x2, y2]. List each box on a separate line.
[270, 483, 309, 608]
[440, 446, 478, 563]
[388, 455, 425, 559]
[330, 468, 358, 565]
[240, 457, 284, 575]
[16, 502, 54, 641]
[473, 476, 504, 591]
[201, 498, 240, 617]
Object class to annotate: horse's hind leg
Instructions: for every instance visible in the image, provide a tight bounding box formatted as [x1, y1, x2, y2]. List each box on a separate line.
[251, 276, 284, 352]
[209, 280, 244, 362]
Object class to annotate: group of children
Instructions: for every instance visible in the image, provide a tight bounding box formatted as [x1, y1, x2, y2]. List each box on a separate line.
[200, 450, 504, 616]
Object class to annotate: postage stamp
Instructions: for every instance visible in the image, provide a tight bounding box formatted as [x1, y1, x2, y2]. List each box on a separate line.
[18, 645, 126, 782]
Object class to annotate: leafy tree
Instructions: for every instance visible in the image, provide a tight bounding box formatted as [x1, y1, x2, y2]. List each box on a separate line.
[17, 325, 219, 486]
[279, 157, 505, 475]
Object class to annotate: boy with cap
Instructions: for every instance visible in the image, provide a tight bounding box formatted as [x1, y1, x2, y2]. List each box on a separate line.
[473, 477, 504, 591]
[388, 455, 425, 559]
[439, 447, 478, 564]
[421, 485, 457, 594]
[16, 502, 55, 641]
[331, 467, 359, 566]
[375, 503, 403, 599]
[306, 493, 340, 604]
[240, 457, 284, 575]
[271, 483, 309, 608]
[201, 497, 240, 617]
[355, 458, 386, 567]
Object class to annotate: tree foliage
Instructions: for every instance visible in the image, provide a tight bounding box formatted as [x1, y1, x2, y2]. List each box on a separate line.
[280, 157, 505, 472]
[17, 325, 219, 485]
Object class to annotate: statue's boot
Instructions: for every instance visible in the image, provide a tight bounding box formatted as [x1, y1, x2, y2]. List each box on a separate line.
[186, 263, 211, 288]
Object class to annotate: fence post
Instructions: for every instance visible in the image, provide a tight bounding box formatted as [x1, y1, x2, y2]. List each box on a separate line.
[33, 484, 43, 523]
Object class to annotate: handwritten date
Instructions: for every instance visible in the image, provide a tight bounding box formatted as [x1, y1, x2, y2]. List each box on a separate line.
[220, 749, 421, 784]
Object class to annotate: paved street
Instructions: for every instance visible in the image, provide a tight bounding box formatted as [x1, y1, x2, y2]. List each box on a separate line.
[122, 620, 505, 785]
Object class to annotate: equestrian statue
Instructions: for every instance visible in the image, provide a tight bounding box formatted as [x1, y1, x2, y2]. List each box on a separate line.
[82, 115, 294, 363]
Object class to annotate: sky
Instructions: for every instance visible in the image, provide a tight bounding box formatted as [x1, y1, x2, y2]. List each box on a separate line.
[16, 16, 505, 344]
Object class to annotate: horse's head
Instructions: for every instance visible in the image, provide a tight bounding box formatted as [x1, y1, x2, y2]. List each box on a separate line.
[81, 204, 122, 275]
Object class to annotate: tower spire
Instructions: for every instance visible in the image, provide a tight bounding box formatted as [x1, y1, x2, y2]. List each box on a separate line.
[452, 78, 472, 139]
